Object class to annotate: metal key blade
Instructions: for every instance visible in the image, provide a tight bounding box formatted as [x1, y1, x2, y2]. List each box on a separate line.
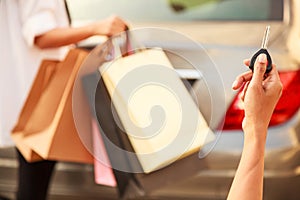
[261, 25, 270, 49]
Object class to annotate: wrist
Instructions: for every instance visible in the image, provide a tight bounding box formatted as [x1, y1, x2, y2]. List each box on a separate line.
[243, 117, 268, 133]
[243, 123, 267, 133]
[86, 23, 97, 37]
[243, 124, 267, 143]
[86, 22, 101, 37]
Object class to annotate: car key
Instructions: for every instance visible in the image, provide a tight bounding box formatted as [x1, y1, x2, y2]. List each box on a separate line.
[249, 25, 272, 73]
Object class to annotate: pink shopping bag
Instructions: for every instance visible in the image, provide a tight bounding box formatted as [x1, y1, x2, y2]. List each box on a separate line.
[92, 118, 117, 187]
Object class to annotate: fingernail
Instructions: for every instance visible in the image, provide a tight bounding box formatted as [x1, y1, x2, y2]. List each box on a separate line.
[232, 80, 238, 88]
[257, 53, 267, 64]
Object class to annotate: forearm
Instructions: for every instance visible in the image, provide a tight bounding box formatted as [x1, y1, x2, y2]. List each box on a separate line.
[34, 25, 95, 49]
[229, 53, 282, 200]
[34, 16, 127, 49]
[227, 127, 267, 200]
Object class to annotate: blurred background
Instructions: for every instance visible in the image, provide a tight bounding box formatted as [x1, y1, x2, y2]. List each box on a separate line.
[1, 0, 299, 199]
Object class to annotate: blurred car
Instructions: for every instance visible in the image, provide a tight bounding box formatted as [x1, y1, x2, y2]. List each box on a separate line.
[71, 0, 300, 199]
[0, 0, 299, 199]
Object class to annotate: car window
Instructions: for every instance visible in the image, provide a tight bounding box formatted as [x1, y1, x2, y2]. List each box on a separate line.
[67, 0, 283, 22]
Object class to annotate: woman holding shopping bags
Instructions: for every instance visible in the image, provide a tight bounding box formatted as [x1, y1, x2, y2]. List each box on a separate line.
[0, 0, 127, 199]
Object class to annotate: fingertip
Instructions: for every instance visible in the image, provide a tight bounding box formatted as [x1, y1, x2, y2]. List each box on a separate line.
[254, 54, 267, 73]
[232, 79, 239, 90]
[243, 59, 250, 66]
[232, 78, 244, 90]
[232, 85, 238, 90]
[232, 86, 240, 91]
[256, 53, 267, 64]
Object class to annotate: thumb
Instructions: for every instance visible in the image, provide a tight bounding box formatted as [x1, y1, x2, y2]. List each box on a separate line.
[251, 53, 267, 85]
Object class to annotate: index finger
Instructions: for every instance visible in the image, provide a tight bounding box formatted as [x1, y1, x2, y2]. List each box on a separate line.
[232, 71, 252, 90]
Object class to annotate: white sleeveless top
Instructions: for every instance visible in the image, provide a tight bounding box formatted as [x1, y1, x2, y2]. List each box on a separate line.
[0, 0, 70, 147]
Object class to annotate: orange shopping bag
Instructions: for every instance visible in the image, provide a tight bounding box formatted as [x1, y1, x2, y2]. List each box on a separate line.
[12, 49, 93, 163]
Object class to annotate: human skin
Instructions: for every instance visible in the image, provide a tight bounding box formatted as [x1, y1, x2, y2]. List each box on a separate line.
[227, 53, 283, 200]
[34, 15, 127, 49]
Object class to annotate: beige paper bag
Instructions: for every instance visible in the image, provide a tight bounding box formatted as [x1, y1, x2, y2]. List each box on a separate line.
[100, 48, 215, 173]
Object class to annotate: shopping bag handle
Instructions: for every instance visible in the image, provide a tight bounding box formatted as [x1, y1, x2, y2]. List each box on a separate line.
[111, 30, 146, 60]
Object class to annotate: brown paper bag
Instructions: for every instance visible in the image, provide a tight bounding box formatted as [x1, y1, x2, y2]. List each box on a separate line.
[12, 48, 93, 163]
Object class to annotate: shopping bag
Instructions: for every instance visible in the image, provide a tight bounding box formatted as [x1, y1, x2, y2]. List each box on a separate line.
[99, 47, 215, 173]
[91, 117, 116, 187]
[80, 32, 212, 198]
[81, 71, 144, 199]
[89, 69, 209, 196]
[11, 48, 94, 164]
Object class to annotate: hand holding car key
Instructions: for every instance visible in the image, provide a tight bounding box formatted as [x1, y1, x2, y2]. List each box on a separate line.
[230, 24, 283, 200]
[249, 25, 272, 73]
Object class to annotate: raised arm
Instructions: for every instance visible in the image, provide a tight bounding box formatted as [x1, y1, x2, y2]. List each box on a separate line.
[34, 15, 127, 49]
[227, 54, 282, 200]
